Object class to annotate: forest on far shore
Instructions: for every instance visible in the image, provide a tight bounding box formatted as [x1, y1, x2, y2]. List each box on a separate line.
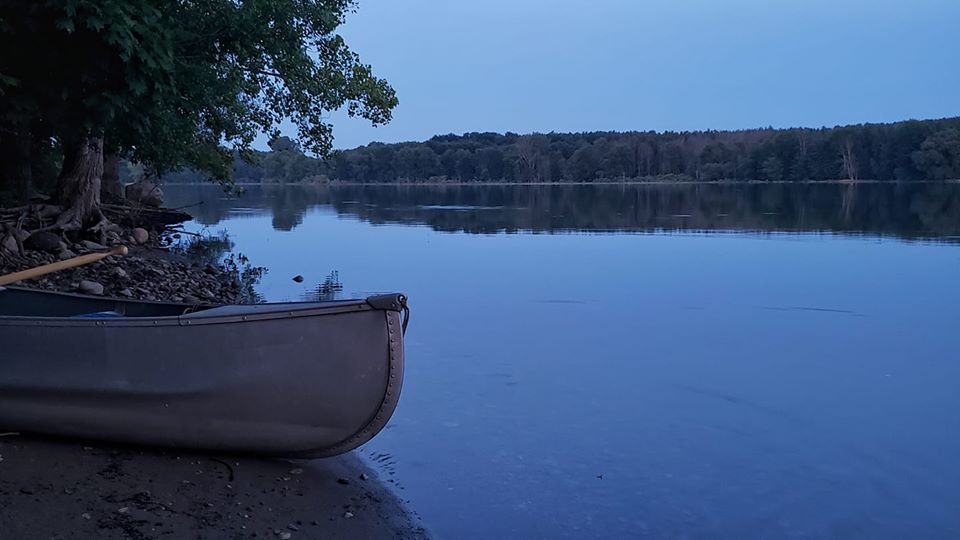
[160, 117, 960, 185]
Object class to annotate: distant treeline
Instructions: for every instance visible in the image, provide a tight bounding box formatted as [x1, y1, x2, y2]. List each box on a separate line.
[161, 117, 960, 185]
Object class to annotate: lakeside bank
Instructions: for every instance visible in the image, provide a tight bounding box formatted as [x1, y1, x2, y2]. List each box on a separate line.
[0, 434, 428, 539]
[0, 204, 428, 539]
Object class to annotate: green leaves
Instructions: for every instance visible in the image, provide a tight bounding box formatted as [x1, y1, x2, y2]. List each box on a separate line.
[0, 72, 18, 87]
[913, 129, 960, 180]
[0, 0, 396, 186]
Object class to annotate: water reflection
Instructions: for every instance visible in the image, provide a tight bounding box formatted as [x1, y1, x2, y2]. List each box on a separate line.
[163, 182, 960, 539]
[166, 182, 960, 240]
[301, 270, 343, 302]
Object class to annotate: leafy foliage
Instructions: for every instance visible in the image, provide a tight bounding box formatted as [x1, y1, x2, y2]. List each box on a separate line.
[0, 0, 397, 187]
[912, 129, 960, 180]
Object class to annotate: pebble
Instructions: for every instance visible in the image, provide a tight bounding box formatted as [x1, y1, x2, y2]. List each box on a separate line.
[58, 249, 77, 260]
[82, 240, 108, 251]
[132, 227, 149, 244]
[78, 280, 105, 296]
[292, 275, 304, 283]
[343, 512, 354, 519]
[81, 513, 91, 520]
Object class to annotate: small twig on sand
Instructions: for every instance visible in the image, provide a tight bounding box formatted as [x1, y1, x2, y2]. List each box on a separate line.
[168, 229, 203, 237]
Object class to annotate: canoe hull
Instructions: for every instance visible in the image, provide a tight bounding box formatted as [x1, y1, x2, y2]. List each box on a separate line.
[0, 288, 406, 458]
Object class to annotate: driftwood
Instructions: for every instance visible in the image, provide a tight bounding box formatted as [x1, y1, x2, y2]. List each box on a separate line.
[0, 203, 190, 231]
[101, 203, 192, 227]
[1, 202, 191, 263]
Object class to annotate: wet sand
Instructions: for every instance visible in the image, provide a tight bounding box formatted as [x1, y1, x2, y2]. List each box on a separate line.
[0, 434, 428, 539]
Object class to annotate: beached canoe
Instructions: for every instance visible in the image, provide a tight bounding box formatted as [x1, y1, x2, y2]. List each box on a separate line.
[0, 286, 407, 458]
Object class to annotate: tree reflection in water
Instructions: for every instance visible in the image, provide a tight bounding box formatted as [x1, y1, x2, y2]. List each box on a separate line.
[166, 182, 960, 242]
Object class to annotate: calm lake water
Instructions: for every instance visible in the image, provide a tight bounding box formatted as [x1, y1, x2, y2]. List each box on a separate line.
[166, 182, 960, 539]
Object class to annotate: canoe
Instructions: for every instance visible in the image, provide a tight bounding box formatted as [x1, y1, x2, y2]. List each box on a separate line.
[0, 286, 407, 458]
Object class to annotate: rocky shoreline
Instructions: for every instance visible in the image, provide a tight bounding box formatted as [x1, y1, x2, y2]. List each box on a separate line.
[1, 205, 256, 304]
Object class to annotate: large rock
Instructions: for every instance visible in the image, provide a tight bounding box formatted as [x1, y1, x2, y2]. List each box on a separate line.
[124, 181, 164, 208]
[24, 231, 61, 253]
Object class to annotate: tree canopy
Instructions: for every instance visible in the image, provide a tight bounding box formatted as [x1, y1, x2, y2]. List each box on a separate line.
[0, 0, 396, 222]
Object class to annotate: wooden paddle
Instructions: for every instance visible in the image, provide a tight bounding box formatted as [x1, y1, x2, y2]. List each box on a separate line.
[0, 245, 129, 287]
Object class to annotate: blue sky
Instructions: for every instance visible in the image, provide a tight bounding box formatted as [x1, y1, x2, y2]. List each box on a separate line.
[318, 0, 959, 149]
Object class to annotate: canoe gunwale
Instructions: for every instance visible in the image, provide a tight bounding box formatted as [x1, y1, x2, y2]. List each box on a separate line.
[0, 286, 407, 329]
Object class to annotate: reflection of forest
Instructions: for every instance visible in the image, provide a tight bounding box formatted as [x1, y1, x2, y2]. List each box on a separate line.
[164, 183, 960, 241]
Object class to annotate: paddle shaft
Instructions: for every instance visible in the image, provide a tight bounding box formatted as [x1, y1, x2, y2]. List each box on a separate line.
[0, 245, 128, 286]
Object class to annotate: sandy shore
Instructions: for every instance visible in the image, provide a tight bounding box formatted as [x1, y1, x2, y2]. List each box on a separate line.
[0, 434, 427, 539]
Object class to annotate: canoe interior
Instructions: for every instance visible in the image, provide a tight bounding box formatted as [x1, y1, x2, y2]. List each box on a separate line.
[0, 286, 216, 318]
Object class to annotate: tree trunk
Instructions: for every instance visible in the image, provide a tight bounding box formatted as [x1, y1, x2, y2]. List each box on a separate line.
[101, 152, 122, 202]
[56, 136, 105, 231]
[840, 139, 859, 181]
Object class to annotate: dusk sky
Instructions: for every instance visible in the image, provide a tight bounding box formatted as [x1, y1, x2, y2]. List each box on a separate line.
[319, 0, 958, 150]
